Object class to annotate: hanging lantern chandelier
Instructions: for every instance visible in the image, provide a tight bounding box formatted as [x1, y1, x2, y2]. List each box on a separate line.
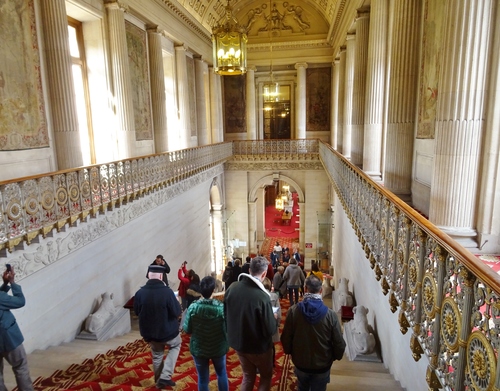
[212, 1, 248, 75]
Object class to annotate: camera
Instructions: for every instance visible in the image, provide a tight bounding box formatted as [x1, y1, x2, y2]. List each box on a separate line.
[6, 264, 11, 272]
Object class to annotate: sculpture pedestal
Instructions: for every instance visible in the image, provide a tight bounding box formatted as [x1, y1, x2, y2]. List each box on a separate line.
[77, 307, 131, 341]
[343, 320, 381, 362]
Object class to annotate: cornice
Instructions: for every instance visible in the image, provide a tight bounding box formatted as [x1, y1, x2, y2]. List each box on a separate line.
[249, 39, 331, 52]
[225, 161, 324, 171]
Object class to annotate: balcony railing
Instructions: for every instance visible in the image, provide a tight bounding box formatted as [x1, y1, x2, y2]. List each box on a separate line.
[1, 139, 499, 390]
[0, 143, 232, 252]
[319, 141, 500, 391]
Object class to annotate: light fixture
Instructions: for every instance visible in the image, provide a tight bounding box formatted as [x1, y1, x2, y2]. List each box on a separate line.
[212, 1, 247, 75]
[275, 193, 284, 211]
[263, 0, 279, 102]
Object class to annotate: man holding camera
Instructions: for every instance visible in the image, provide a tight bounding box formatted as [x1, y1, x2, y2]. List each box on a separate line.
[0, 265, 34, 391]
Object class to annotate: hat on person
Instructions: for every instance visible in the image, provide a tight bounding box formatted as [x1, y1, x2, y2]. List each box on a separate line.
[148, 265, 166, 274]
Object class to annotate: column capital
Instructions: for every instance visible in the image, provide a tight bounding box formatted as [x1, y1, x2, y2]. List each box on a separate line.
[295, 62, 308, 70]
[339, 45, 346, 53]
[175, 44, 188, 52]
[346, 32, 356, 41]
[247, 64, 257, 72]
[104, 0, 128, 12]
[146, 25, 161, 34]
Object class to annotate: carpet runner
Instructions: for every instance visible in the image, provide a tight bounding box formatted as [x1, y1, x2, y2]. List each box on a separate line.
[30, 301, 295, 391]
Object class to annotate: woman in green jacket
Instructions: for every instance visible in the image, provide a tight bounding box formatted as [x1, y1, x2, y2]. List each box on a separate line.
[183, 276, 229, 391]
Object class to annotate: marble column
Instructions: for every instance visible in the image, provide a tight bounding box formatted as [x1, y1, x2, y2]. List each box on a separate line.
[298, 201, 305, 253]
[351, 11, 370, 167]
[212, 204, 224, 274]
[476, 1, 500, 253]
[175, 45, 191, 149]
[363, 0, 389, 182]
[429, 0, 494, 245]
[330, 58, 340, 149]
[337, 47, 346, 153]
[295, 63, 308, 139]
[209, 69, 224, 143]
[40, 0, 83, 169]
[147, 27, 168, 153]
[105, 1, 136, 159]
[248, 200, 257, 254]
[343, 34, 356, 160]
[384, 0, 421, 198]
[246, 66, 257, 140]
[195, 56, 210, 146]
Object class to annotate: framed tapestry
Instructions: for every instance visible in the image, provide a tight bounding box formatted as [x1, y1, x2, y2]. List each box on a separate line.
[306, 67, 331, 132]
[125, 20, 153, 141]
[223, 75, 246, 133]
[0, 0, 49, 150]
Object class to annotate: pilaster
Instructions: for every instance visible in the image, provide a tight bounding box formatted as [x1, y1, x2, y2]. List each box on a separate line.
[246, 66, 257, 140]
[175, 45, 191, 149]
[147, 27, 168, 153]
[40, 0, 83, 169]
[195, 56, 209, 146]
[105, 0, 136, 159]
[295, 62, 308, 139]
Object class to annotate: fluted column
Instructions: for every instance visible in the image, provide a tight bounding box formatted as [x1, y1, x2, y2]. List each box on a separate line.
[343, 34, 356, 160]
[295, 62, 308, 139]
[330, 57, 340, 149]
[147, 27, 168, 153]
[209, 68, 224, 143]
[337, 47, 346, 153]
[429, 0, 494, 243]
[195, 56, 209, 146]
[40, 0, 83, 169]
[212, 204, 224, 274]
[476, 1, 500, 252]
[246, 66, 257, 140]
[384, 0, 421, 198]
[363, 0, 389, 182]
[175, 45, 191, 149]
[105, 1, 136, 159]
[351, 11, 370, 166]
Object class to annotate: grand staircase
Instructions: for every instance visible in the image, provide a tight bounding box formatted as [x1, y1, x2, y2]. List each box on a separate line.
[5, 311, 405, 391]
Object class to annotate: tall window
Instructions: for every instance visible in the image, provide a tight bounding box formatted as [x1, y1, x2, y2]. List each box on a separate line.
[68, 18, 95, 165]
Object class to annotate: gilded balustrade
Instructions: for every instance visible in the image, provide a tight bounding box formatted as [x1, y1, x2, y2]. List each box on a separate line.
[0, 143, 232, 253]
[319, 141, 500, 391]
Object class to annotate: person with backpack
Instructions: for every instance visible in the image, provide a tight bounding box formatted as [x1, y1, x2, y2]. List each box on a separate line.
[222, 261, 235, 290]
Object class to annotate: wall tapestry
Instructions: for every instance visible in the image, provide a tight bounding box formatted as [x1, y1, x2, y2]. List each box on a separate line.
[223, 75, 246, 133]
[417, 0, 444, 139]
[0, 0, 49, 150]
[306, 67, 331, 132]
[125, 21, 153, 141]
[186, 56, 197, 137]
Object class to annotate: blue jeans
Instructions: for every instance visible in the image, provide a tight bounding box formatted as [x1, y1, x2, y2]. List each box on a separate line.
[193, 355, 228, 391]
[294, 367, 330, 391]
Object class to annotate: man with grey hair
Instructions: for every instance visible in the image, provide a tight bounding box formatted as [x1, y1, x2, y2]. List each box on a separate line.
[224, 256, 276, 391]
[281, 275, 346, 391]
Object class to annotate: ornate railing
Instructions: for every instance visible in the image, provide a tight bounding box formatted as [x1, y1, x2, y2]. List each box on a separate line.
[0, 143, 232, 253]
[232, 139, 320, 160]
[320, 141, 500, 391]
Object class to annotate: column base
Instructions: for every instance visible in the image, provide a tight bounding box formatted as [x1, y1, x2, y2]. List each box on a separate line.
[437, 226, 478, 249]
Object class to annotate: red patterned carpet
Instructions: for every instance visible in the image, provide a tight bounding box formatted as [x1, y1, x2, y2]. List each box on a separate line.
[30, 301, 295, 391]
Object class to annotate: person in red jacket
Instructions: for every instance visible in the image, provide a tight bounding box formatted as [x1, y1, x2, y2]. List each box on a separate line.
[178, 261, 193, 310]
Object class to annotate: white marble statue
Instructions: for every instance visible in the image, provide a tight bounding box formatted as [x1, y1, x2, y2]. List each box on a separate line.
[350, 305, 376, 355]
[85, 292, 118, 333]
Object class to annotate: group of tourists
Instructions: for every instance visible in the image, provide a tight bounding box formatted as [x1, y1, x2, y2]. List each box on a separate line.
[134, 253, 346, 391]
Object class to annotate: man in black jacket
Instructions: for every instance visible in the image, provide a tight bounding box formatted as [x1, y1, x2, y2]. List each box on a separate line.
[281, 275, 346, 391]
[134, 265, 181, 388]
[225, 256, 276, 391]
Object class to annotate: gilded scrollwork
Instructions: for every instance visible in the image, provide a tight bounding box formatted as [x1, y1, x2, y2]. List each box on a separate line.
[440, 297, 461, 352]
[466, 331, 496, 391]
[422, 273, 437, 319]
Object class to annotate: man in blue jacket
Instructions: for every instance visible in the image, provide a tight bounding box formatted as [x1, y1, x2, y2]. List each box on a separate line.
[134, 265, 181, 389]
[0, 266, 34, 391]
[281, 275, 346, 391]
